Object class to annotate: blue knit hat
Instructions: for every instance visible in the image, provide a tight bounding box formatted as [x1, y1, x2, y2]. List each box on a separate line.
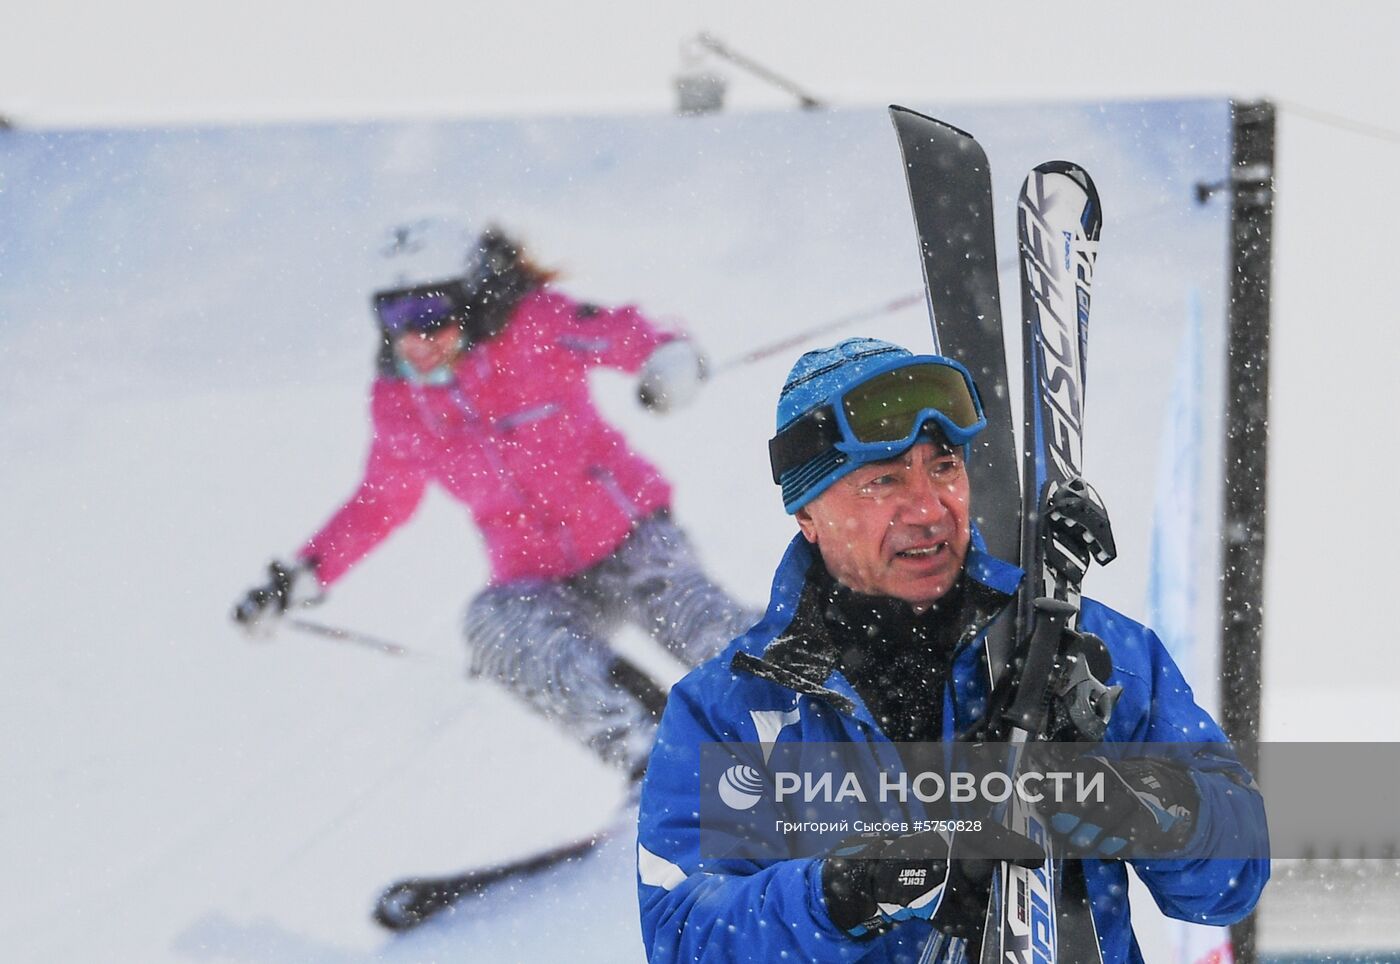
[774, 337, 977, 513]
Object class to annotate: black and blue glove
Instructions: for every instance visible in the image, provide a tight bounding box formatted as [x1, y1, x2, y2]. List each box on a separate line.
[1044, 755, 1198, 858]
[821, 822, 1043, 939]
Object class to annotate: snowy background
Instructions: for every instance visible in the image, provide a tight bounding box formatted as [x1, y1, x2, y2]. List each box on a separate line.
[2, 100, 1235, 962]
[3, 3, 1399, 961]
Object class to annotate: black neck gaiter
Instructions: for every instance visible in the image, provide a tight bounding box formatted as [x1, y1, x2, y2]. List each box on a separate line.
[814, 562, 967, 744]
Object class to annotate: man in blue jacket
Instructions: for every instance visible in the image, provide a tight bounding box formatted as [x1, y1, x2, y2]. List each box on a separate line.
[636, 338, 1268, 963]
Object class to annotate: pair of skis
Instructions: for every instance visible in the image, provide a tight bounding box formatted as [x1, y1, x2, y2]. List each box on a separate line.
[891, 106, 1118, 963]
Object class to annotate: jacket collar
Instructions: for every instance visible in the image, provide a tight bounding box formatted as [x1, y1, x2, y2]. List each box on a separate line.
[732, 534, 1017, 724]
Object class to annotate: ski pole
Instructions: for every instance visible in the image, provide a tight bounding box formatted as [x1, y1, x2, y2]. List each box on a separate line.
[286, 617, 419, 658]
[712, 291, 924, 374]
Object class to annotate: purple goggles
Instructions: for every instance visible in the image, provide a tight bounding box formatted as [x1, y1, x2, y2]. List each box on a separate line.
[373, 279, 468, 336]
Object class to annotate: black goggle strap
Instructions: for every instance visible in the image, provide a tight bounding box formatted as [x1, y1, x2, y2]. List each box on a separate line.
[769, 405, 841, 484]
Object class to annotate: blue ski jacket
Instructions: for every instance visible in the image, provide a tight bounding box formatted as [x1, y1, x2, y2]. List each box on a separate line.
[636, 534, 1268, 963]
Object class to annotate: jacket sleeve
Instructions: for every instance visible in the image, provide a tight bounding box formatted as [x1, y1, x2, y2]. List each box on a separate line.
[298, 388, 429, 586]
[1119, 624, 1271, 925]
[637, 683, 872, 963]
[547, 291, 678, 375]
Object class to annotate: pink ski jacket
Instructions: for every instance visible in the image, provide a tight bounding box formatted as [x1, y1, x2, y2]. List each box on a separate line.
[300, 287, 676, 586]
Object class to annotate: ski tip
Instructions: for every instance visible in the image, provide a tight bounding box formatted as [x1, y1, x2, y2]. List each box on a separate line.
[374, 881, 428, 931]
[887, 105, 977, 142]
[1019, 160, 1103, 222]
[1028, 160, 1099, 196]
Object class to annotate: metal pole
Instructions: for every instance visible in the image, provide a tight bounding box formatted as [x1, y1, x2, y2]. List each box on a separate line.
[693, 33, 825, 109]
[712, 292, 923, 373]
[1218, 99, 1276, 964]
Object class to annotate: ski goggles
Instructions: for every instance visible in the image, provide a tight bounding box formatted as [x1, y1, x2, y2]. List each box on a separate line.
[373, 279, 469, 336]
[769, 356, 986, 500]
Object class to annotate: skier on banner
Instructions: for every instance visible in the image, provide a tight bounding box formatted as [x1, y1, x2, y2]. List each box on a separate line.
[232, 226, 757, 779]
[636, 338, 1269, 963]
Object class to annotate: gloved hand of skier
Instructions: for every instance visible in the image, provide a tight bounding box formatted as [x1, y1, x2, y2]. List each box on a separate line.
[637, 339, 707, 413]
[1042, 755, 1198, 858]
[231, 558, 324, 636]
[820, 821, 1044, 940]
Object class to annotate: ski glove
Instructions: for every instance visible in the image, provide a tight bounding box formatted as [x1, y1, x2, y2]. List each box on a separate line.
[638, 340, 707, 413]
[1043, 755, 1198, 858]
[232, 558, 323, 635]
[821, 821, 1044, 939]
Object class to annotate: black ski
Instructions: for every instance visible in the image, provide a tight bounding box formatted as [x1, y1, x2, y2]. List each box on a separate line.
[374, 827, 613, 931]
[889, 106, 1019, 568]
[983, 161, 1116, 964]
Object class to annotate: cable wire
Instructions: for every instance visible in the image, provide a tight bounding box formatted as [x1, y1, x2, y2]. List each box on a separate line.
[1277, 99, 1400, 146]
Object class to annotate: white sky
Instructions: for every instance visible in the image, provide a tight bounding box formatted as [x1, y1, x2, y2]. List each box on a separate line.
[3, 2, 1395, 127]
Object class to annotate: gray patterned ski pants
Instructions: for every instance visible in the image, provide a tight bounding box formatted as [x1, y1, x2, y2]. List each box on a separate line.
[463, 512, 757, 775]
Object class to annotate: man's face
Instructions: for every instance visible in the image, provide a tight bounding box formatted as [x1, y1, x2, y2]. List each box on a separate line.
[795, 441, 971, 609]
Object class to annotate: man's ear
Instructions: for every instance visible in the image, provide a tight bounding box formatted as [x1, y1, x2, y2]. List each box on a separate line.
[794, 505, 820, 544]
